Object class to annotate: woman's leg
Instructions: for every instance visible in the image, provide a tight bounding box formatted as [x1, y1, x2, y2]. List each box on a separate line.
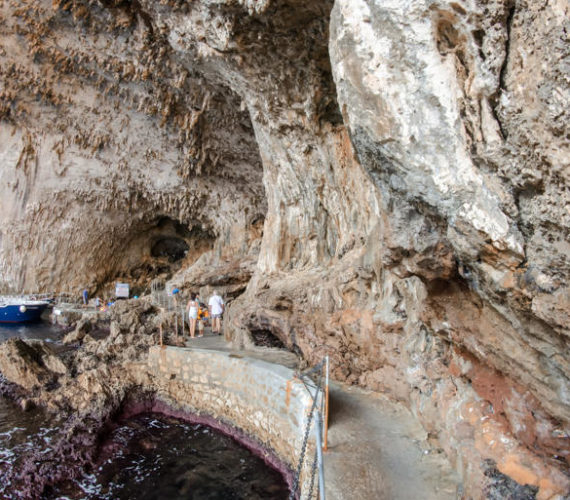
[190, 318, 196, 338]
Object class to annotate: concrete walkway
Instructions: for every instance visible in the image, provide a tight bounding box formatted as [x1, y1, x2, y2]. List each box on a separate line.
[179, 328, 299, 368]
[324, 385, 459, 499]
[177, 328, 460, 499]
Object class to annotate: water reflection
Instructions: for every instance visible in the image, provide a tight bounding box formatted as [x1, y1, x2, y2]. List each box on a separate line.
[0, 325, 289, 499]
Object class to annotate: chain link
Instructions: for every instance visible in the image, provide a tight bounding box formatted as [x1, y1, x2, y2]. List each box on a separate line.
[289, 369, 323, 500]
[307, 447, 319, 499]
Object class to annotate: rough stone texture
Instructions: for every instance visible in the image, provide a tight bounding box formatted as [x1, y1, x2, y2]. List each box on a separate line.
[0, 305, 299, 496]
[0, 0, 266, 296]
[0, 311, 461, 499]
[145, 345, 313, 497]
[62, 316, 92, 344]
[0, 338, 67, 391]
[0, 303, 162, 496]
[1, 0, 569, 497]
[324, 2, 570, 496]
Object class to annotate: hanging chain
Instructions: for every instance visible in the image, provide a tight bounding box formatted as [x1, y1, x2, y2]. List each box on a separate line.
[307, 447, 319, 499]
[289, 368, 323, 500]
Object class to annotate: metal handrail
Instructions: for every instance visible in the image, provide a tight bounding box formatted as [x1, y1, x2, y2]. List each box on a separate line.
[290, 356, 330, 500]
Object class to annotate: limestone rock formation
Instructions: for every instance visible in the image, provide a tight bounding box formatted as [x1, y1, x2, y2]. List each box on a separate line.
[0, 338, 67, 391]
[62, 316, 92, 344]
[0, 0, 568, 497]
[0, 0, 266, 296]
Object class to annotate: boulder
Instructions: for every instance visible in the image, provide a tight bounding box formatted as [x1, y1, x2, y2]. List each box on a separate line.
[0, 338, 67, 391]
[63, 317, 93, 345]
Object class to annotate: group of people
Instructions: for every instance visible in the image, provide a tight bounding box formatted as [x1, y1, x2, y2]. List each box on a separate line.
[185, 290, 225, 339]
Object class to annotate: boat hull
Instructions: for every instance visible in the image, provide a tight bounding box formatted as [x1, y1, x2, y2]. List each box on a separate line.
[0, 302, 49, 323]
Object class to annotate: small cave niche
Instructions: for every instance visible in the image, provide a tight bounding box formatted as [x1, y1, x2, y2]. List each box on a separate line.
[435, 12, 468, 58]
[144, 217, 216, 272]
[150, 237, 189, 262]
[156, 216, 191, 237]
[247, 214, 265, 244]
[251, 329, 285, 349]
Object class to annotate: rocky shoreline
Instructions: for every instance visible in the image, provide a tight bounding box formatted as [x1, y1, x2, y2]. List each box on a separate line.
[1, 0, 569, 497]
[0, 300, 295, 498]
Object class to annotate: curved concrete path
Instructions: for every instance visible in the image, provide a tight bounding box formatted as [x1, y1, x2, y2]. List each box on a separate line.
[325, 384, 459, 499]
[175, 331, 460, 499]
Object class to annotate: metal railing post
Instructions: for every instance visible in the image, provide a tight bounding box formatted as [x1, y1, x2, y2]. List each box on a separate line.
[290, 361, 329, 500]
[315, 412, 326, 500]
[175, 311, 178, 339]
[159, 307, 165, 347]
[323, 355, 329, 451]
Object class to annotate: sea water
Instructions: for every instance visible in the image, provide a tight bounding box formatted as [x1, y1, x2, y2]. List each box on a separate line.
[0, 321, 64, 343]
[51, 413, 290, 499]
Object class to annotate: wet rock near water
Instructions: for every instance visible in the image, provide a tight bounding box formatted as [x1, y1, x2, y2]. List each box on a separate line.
[0, 299, 294, 498]
[5, 415, 109, 498]
[0, 372, 28, 402]
[0, 339, 68, 393]
[0, 302, 167, 497]
[62, 317, 93, 345]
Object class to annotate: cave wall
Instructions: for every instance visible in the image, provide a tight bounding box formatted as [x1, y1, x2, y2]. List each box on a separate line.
[1, 0, 569, 497]
[0, 0, 266, 294]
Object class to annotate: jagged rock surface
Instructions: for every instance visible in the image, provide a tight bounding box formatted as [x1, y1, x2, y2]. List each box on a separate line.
[0, 0, 266, 295]
[0, 0, 568, 497]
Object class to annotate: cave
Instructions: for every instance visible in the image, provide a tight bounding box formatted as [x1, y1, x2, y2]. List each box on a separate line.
[250, 329, 285, 349]
[0, 0, 568, 498]
[150, 237, 189, 262]
[91, 216, 220, 297]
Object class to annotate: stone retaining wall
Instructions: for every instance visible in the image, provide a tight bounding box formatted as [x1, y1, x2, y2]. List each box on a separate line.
[147, 346, 319, 496]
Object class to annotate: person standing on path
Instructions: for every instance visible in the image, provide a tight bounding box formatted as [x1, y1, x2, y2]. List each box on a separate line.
[186, 292, 200, 339]
[208, 290, 224, 335]
[171, 287, 180, 307]
[82, 289, 88, 307]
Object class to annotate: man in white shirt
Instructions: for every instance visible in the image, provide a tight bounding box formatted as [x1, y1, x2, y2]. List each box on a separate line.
[208, 290, 225, 335]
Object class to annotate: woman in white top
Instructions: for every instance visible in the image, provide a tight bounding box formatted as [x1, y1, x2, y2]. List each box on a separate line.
[186, 292, 200, 338]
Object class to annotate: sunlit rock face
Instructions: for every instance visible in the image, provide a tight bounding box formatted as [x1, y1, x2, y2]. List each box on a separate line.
[1, 0, 568, 497]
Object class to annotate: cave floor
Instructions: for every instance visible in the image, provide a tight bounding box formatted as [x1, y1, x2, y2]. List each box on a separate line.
[174, 328, 460, 499]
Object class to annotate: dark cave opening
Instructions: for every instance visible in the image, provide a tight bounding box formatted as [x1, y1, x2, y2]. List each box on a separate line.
[250, 329, 285, 349]
[150, 237, 189, 262]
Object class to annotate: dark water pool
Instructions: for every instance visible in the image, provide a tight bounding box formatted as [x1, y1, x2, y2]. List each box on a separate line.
[0, 322, 65, 497]
[0, 396, 63, 497]
[51, 413, 290, 500]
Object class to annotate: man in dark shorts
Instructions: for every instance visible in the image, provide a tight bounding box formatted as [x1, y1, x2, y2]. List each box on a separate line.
[208, 290, 224, 335]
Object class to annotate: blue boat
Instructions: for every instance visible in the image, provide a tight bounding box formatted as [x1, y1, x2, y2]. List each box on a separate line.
[0, 298, 50, 323]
